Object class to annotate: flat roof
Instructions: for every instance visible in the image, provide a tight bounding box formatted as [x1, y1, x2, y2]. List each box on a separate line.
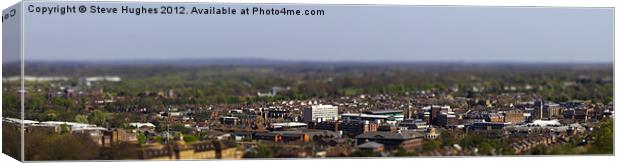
[341, 113, 390, 118]
[363, 110, 403, 114]
[271, 122, 308, 127]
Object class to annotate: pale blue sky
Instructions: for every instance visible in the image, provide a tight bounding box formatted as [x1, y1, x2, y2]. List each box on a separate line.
[15, 3, 615, 63]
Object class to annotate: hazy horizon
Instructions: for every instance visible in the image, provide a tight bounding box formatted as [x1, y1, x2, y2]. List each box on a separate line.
[4, 3, 615, 63]
[5, 57, 614, 66]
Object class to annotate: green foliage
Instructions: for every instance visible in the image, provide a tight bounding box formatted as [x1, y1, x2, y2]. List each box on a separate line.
[26, 94, 45, 111]
[501, 148, 516, 155]
[25, 131, 100, 160]
[394, 149, 417, 156]
[108, 113, 135, 129]
[460, 133, 485, 148]
[2, 92, 20, 118]
[527, 144, 583, 155]
[440, 131, 460, 147]
[41, 110, 60, 121]
[74, 114, 89, 124]
[339, 88, 362, 96]
[182, 135, 199, 143]
[253, 147, 273, 158]
[137, 133, 147, 145]
[89, 110, 110, 126]
[59, 124, 71, 134]
[422, 140, 441, 152]
[154, 136, 165, 144]
[548, 144, 581, 155]
[588, 117, 613, 154]
[477, 142, 494, 155]
[51, 96, 74, 109]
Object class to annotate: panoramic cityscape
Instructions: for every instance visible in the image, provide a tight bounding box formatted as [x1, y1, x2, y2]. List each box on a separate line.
[1, 61, 614, 160]
[1, 2, 614, 161]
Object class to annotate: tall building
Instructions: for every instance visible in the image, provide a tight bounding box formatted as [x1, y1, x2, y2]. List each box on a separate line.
[534, 100, 561, 120]
[302, 104, 339, 123]
[534, 101, 544, 120]
[424, 105, 450, 125]
[435, 112, 459, 128]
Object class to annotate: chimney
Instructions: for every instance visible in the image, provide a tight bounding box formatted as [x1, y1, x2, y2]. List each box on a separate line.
[540, 100, 544, 120]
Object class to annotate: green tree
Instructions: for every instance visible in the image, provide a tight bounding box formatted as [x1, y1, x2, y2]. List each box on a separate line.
[137, 133, 147, 144]
[26, 94, 45, 111]
[51, 96, 74, 109]
[588, 117, 613, 154]
[478, 142, 494, 155]
[59, 124, 71, 134]
[41, 110, 60, 121]
[89, 110, 110, 127]
[74, 114, 89, 124]
[25, 132, 100, 160]
[422, 140, 441, 152]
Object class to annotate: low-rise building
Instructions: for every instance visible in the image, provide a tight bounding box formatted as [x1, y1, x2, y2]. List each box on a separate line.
[398, 119, 429, 129]
[138, 140, 240, 160]
[355, 130, 425, 150]
[503, 110, 525, 124]
[309, 120, 378, 137]
[357, 141, 385, 153]
[469, 122, 509, 130]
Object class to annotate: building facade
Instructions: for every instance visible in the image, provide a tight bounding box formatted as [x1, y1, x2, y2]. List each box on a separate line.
[302, 105, 339, 123]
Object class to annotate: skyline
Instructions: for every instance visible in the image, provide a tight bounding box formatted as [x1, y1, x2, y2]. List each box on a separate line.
[9, 57, 617, 64]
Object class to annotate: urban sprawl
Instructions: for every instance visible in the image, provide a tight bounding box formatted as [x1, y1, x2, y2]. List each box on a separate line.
[1, 63, 614, 160]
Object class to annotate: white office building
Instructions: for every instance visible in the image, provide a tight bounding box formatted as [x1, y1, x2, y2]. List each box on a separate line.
[302, 104, 339, 123]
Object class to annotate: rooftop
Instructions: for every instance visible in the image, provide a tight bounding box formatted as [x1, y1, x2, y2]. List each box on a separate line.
[357, 141, 384, 149]
[356, 130, 425, 140]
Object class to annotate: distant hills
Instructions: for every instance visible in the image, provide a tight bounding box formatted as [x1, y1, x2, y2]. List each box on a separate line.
[12, 58, 614, 67]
